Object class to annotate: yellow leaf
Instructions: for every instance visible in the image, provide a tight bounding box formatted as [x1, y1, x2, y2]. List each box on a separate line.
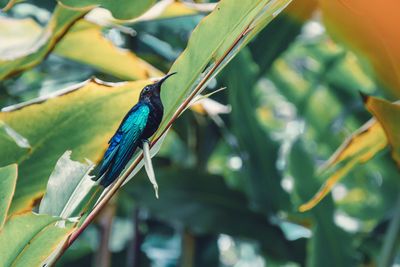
[160, 2, 199, 19]
[299, 119, 387, 212]
[365, 96, 400, 167]
[189, 103, 206, 114]
[0, 5, 87, 80]
[0, 80, 148, 213]
[319, 0, 400, 98]
[53, 20, 163, 80]
[285, 0, 317, 22]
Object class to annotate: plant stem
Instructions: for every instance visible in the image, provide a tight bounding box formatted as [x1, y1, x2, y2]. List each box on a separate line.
[378, 193, 400, 267]
[180, 229, 195, 267]
[151, 23, 252, 146]
[126, 206, 143, 267]
[67, 153, 144, 248]
[94, 200, 116, 267]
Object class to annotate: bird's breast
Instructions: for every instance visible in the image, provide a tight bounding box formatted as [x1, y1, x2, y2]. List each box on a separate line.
[142, 102, 163, 139]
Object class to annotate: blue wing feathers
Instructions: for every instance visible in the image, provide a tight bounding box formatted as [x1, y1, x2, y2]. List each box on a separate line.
[97, 104, 150, 186]
[104, 133, 122, 159]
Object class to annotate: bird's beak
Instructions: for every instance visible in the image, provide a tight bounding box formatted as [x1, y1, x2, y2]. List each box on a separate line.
[156, 72, 177, 89]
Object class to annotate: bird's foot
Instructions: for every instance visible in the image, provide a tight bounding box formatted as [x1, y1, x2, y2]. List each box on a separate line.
[139, 139, 151, 149]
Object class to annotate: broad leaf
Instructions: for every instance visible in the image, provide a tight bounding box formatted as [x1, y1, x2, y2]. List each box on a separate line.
[0, 5, 87, 80]
[0, 212, 75, 266]
[39, 151, 99, 219]
[0, 17, 42, 58]
[0, 80, 147, 213]
[53, 20, 163, 80]
[0, 164, 17, 231]
[289, 141, 357, 267]
[156, 2, 199, 19]
[157, 0, 293, 136]
[1, 0, 292, 221]
[82, 0, 294, 189]
[222, 49, 289, 214]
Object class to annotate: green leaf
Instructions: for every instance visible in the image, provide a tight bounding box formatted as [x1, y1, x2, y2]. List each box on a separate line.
[0, 212, 75, 266]
[249, 0, 316, 75]
[112, 0, 294, 197]
[126, 167, 305, 264]
[39, 151, 100, 219]
[365, 96, 400, 167]
[58, 0, 156, 20]
[53, 20, 163, 80]
[222, 49, 290, 214]
[0, 120, 30, 148]
[0, 120, 30, 149]
[0, 0, 24, 11]
[0, 164, 17, 231]
[0, 80, 147, 213]
[289, 140, 357, 267]
[0, 5, 87, 80]
[2, 0, 292, 220]
[158, 0, 293, 135]
[39, 0, 294, 199]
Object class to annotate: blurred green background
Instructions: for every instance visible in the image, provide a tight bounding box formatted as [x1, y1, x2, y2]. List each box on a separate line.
[1, 0, 400, 266]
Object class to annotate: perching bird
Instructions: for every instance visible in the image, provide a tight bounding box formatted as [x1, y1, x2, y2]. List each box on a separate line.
[95, 72, 177, 187]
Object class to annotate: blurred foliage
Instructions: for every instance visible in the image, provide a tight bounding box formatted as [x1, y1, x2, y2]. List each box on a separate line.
[0, 0, 400, 267]
[0, 5, 87, 80]
[53, 20, 163, 80]
[318, 0, 400, 99]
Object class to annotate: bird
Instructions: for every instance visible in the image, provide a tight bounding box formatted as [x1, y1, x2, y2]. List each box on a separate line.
[94, 72, 177, 187]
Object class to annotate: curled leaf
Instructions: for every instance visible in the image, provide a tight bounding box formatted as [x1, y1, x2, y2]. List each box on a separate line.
[0, 5, 88, 80]
[299, 119, 387, 212]
[143, 141, 159, 199]
[38, 151, 98, 219]
[365, 96, 400, 167]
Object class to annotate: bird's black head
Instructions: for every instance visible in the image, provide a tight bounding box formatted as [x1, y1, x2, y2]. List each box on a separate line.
[139, 72, 177, 101]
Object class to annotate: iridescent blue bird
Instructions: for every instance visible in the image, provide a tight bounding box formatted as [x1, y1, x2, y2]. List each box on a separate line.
[95, 72, 177, 187]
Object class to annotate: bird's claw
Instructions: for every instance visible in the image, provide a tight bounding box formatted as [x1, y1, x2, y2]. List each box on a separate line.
[139, 139, 151, 149]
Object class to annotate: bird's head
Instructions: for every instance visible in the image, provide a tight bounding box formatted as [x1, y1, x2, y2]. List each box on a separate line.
[139, 72, 177, 101]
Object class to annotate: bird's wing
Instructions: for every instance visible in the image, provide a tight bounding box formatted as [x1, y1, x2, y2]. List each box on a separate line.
[110, 104, 150, 175]
[96, 104, 150, 184]
[103, 104, 143, 159]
